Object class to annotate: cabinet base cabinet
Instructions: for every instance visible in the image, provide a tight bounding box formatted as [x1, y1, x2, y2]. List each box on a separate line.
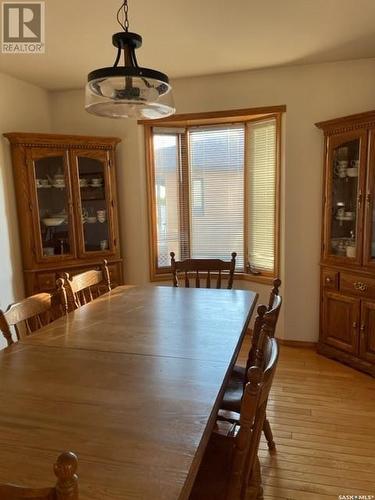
[321, 291, 359, 354]
[24, 260, 123, 295]
[359, 301, 375, 364]
[320, 274, 375, 377]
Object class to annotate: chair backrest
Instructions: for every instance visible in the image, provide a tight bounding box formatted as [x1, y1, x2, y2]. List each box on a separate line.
[0, 451, 78, 499]
[265, 278, 282, 335]
[267, 278, 281, 311]
[0, 293, 57, 347]
[227, 331, 279, 500]
[61, 260, 111, 313]
[245, 279, 282, 376]
[170, 252, 237, 289]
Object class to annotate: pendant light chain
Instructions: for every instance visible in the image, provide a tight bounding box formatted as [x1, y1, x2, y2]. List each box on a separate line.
[117, 0, 130, 32]
[124, 0, 129, 32]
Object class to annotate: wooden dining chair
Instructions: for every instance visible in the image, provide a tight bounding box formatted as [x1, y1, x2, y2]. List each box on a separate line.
[170, 252, 237, 289]
[0, 451, 78, 499]
[221, 278, 282, 452]
[0, 291, 64, 348]
[189, 331, 279, 500]
[60, 260, 111, 313]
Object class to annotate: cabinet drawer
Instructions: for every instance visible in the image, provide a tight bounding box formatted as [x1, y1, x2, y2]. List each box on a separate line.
[322, 269, 339, 290]
[37, 272, 57, 291]
[340, 272, 375, 299]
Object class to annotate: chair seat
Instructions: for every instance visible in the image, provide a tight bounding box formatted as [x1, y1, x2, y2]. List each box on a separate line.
[189, 423, 235, 500]
[221, 364, 246, 412]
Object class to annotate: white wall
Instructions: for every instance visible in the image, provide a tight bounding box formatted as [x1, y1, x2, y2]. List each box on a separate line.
[0, 72, 51, 347]
[48, 58, 375, 341]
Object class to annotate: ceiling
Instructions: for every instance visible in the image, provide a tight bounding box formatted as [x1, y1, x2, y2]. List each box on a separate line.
[1, 0, 375, 91]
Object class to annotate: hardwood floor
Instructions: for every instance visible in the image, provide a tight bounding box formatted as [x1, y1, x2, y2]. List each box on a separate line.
[238, 341, 375, 500]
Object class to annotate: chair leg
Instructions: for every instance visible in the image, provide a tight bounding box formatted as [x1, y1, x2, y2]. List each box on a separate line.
[262, 416, 276, 452]
[245, 456, 263, 500]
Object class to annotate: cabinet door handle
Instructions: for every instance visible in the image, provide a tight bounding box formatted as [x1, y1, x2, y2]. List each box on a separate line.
[353, 281, 367, 292]
[352, 322, 358, 329]
[360, 323, 366, 332]
[366, 193, 372, 205]
[325, 276, 332, 283]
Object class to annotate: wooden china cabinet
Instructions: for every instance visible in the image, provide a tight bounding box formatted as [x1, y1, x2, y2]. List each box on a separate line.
[316, 111, 375, 376]
[4, 133, 123, 296]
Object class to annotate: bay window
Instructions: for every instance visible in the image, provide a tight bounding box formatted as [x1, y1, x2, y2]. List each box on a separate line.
[143, 107, 283, 283]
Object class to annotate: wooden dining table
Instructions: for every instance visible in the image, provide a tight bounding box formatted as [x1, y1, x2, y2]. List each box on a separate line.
[0, 285, 257, 500]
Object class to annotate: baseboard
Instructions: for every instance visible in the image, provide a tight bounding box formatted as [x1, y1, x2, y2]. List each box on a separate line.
[277, 338, 317, 349]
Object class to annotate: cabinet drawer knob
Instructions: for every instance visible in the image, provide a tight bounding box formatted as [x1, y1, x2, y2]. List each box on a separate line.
[353, 281, 367, 292]
[325, 276, 332, 283]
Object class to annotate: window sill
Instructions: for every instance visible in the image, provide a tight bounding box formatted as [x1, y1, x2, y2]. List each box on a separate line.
[150, 272, 276, 286]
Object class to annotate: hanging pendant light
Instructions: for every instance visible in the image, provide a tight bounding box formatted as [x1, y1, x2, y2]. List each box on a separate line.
[85, 0, 175, 120]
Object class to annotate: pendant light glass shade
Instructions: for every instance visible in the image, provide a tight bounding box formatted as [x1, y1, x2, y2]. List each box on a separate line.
[86, 69, 175, 119]
[86, 28, 175, 120]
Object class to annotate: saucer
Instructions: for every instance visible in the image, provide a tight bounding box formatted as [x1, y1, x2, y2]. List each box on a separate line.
[337, 215, 355, 221]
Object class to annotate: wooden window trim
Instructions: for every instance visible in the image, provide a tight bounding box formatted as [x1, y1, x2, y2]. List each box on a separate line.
[144, 106, 285, 283]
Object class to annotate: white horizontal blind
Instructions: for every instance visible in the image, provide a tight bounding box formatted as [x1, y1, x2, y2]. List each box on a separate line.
[246, 118, 277, 272]
[152, 131, 182, 267]
[189, 125, 245, 268]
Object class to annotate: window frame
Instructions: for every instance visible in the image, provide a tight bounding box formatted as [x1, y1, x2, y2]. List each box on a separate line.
[142, 105, 285, 284]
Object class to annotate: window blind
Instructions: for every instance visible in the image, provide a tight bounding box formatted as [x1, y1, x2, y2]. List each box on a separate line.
[246, 118, 277, 272]
[153, 132, 182, 267]
[189, 125, 245, 268]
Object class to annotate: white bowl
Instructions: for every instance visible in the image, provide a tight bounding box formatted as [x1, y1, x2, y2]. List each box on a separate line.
[42, 217, 65, 226]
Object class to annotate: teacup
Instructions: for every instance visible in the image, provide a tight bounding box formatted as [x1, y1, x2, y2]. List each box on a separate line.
[97, 209, 106, 223]
[79, 178, 88, 187]
[335, 161, 348, 178]
[43, 247, 55, 256]
[345, 211, 355, 219]
[100, 240, 108, 250]
[346, 245, 356, 258]
[337, 207, 345, 217]
[346, 167, 358, 177]
[91, 178, 103, 185]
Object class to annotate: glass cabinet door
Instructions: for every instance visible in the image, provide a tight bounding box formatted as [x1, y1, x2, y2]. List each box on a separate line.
[29, 149, 75, 260]
[325, 131, 367, 264]
[71, 150, 114, 255]
[363, 129, 375, 267]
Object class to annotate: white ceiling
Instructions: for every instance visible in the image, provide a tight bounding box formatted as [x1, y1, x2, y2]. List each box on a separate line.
[0, 0, 375, 91]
